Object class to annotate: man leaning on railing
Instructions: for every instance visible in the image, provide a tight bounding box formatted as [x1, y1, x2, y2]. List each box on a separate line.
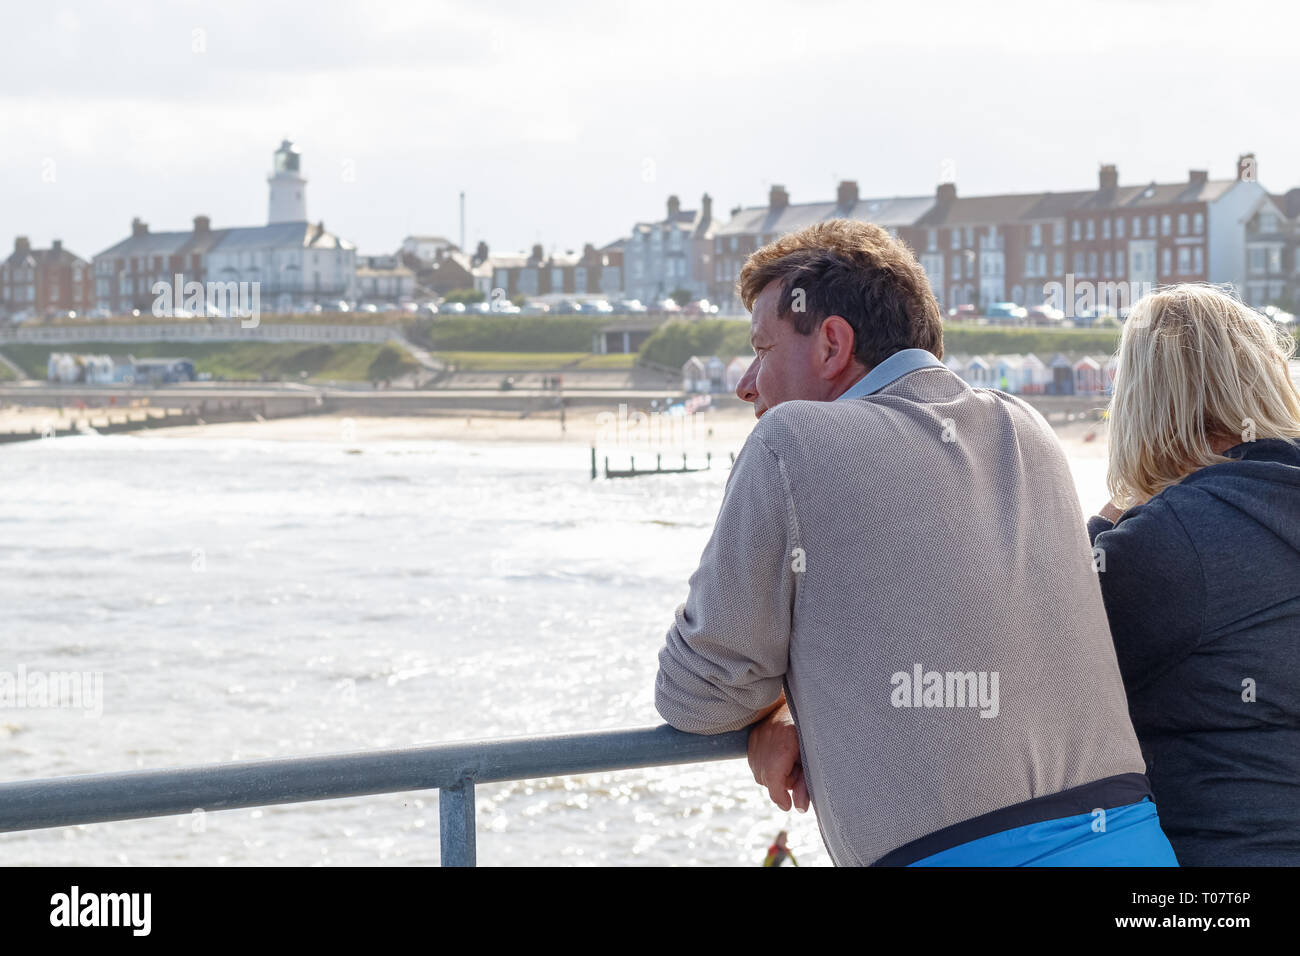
[653, 219, 1178, 867]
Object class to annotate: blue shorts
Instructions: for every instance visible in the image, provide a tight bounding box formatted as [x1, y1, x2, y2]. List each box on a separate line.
[907, 796, 1178, 866]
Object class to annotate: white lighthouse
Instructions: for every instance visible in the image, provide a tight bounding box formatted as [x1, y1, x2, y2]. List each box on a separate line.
[267, 139, 307, 223]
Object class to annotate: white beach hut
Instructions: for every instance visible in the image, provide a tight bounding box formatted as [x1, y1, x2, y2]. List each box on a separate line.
[1020, 353, 1049, 394]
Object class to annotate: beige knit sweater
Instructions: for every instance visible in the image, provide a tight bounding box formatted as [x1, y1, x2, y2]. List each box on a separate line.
[655, 366, 1145, 865]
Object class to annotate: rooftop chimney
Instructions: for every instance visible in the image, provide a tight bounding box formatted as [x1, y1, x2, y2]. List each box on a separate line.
[51, 239, 62, 252]
[14, 236, 30, 254]
[1188, 169, 1208, 187]
[667, 195, 681, 218]
[1237, 153, 1257, 182]
[769, 185, 789, 210]
[474, 240, 489, 266]
[1099, 164, 1118, 190]
[936, 182, 957, 204]
[730, 205, 742, 218]
[193, 215, 211, 235]
[700, 193, 713, 227]
[836, 180, 860, 208]
[530, 243, 544, 264]
[131, 217, 148, 237]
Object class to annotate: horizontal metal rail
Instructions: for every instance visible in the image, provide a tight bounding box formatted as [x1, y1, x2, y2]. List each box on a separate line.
[0, 723, 751, 865]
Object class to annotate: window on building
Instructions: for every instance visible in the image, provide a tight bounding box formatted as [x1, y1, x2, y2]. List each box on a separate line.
[1054, 251, 1063, 274]
[927, 229, 937, 251]
[1053, 222, 1064, 245]
[1114, 252, 1125, 277]
[1116, 218, 1124, 239]
[1103, 251, 1112, 276]
[1193, 213, 1204, 235]
[1177, 248, 1190, 273]
[1087, 251, 1097, 275]
[1072, 220, 1081, 241]
[1161, 248, 1172, 274]
[1268, 247, 1283, 273]
[1073, 252, 1083, 274]
[1031, 224, 1042, 247]
[1147, 216, 1156, 236]
[1131, 217, 1140, 238]
[1193, 247, 1203, 273]
[1261, 213, 1279, 233]
[1102, 219, 1111, 239]
[1161, 215, 1171, 236]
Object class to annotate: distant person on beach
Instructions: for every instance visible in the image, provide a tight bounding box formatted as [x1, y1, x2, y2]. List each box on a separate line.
[654, 219, 1177, 866]
[1089, 284, 1300, 865]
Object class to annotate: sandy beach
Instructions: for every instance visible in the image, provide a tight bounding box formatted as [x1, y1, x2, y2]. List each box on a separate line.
[2, 401, 1110, 460]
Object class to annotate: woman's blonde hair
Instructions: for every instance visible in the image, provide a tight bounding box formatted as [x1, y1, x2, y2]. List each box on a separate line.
[1107, 283, 1300, 506]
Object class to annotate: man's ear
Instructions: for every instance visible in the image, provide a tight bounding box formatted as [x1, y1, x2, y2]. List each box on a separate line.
[819, 315, 857, 379]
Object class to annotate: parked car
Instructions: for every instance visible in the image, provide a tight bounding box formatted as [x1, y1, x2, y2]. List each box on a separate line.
[947, 304, 979, 321]
[1025, 304, 1066, 325]
[521, 301, 551, 314]
[985, 302, 1028, 324]
[615, 299, 647, 313]
[580, 300, 614, 314]
[552, 299, 582, 315]
[441, 301, 467, 314]
[654, 298, 682, 314]
[683, 299, 718, 315]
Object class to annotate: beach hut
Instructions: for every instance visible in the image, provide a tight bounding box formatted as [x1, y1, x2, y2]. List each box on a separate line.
[1073, 356, 1104, 395]
[82, 355, 115, 384]
[703, 356, 725, 392]
[681, 356, 708, 393]
[1048, 353, 1075, 395]
[964, 356, 992, 388]
[992, 355, 1024, 394]
[1103, 354, 1119, 394]
[943, 354, 967, 377]
[1020, 353, 1049, 394]
[725, 356, 752, 392]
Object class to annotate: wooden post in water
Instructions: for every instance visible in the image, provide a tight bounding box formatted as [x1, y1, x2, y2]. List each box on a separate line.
[590, 447, 597, 480]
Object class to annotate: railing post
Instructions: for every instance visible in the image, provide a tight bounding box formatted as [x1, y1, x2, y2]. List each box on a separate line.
[439, 779, 476, 867]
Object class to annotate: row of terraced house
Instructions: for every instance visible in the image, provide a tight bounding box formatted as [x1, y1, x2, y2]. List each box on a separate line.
[3, 148, 1298, 319]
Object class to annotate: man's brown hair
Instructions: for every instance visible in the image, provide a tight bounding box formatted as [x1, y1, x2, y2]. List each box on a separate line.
[737, 219, 944, 368]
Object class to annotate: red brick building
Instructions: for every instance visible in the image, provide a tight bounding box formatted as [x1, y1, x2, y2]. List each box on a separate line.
[0, 237, 94, 318]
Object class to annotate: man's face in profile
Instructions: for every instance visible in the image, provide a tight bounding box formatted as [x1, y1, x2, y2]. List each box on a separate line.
[734, 280, 827, 418]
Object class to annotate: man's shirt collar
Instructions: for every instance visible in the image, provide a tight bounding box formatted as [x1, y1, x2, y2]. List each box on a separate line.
[835, 348, 946, 401]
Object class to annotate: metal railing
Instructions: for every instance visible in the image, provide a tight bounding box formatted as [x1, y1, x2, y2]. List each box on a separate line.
[0, 724, 750, 866]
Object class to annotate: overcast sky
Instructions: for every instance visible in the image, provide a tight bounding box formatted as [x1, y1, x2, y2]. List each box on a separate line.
[2, 0, 1296, 260]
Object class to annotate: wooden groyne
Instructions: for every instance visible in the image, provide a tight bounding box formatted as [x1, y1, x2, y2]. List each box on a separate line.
[592, 446, 736, 479]
[0, 398, 327, 444]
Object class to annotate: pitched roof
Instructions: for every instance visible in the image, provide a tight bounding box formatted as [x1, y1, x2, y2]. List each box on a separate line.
[94, 221, 354, 260]
[714, 195, 933, 236]
[1076, 179, 1238, 211]
[916, 192, 1045, 227]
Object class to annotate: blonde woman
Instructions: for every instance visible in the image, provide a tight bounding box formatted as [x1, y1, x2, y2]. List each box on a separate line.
[1090, 283, 1300, 865]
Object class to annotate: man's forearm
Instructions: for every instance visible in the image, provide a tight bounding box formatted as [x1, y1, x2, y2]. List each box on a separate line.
[752, 690, 787, 725]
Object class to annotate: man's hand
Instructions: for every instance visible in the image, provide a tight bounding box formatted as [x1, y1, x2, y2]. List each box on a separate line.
[747, 699, 809, 812]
